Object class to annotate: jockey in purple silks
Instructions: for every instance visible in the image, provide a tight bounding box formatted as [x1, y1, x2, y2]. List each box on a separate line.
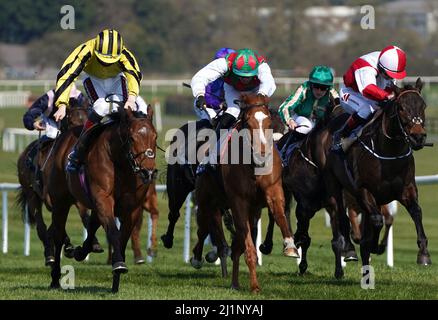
[194, 47, 236, 123]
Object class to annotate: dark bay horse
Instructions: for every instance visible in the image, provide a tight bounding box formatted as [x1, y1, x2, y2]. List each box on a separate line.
[48, 104, 157, 292]
[191, 94, 299, 293]
[16, 101, 103, 266]
[324, 79, 431, 277]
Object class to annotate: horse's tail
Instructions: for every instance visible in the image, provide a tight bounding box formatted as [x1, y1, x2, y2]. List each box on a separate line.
[15, 186, 36, 225]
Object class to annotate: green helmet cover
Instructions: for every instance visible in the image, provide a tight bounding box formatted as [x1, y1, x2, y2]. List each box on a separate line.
[309, 65, 334, 86]
[232, 48, 259, 77]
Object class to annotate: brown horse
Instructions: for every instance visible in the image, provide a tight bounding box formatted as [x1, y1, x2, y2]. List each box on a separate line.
[191, 93, 299, 293]
[324, 79, 431, 277]
[16, 100, 103, 266]
[48, 103, 157, 292]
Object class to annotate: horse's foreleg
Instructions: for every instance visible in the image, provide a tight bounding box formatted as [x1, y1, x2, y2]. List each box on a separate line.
[295, 203, 315, 275]
[400, 185, 431, 265]
[259, 209, 275, 255]
[375, 204, 393, 255]
[265, 186, 299, 258]
[348, 207, 362, 244]
[49, 203, 70, 289]
[162, 171, 193, 249]
[190, 206, 211, 269]
[74, 210, 101, 261]
[244, 219, 260, 293]
[130, 212, 144, 264]
[77, 204, 103, 253]
[145, 188, 159, 258]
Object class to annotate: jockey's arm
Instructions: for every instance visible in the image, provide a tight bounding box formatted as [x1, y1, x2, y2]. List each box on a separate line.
[257, 63, 276, 97]
[23, 93, 49, 130]
[278, 84, 305, 125]
[354, 67, 391, 101]
[191, 58, 227, 98]
[53, 42, 93, 121]
[119, 48, 142, 98]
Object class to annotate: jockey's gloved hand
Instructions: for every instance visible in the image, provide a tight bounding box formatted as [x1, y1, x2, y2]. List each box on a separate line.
[378, 98, 393, 108]
[195, 95, 206, 110]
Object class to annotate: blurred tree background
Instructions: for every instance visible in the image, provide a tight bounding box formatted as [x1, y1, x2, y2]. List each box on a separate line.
[0, 0, 437, 77]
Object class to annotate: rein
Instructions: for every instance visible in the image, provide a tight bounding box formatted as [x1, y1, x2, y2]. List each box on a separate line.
[358, 89, 422, 160]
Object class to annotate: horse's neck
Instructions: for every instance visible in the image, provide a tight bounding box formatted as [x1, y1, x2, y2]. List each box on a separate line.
[376, 112, 409, 153]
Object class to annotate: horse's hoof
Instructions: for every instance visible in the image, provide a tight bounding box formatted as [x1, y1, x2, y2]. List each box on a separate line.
[343, 250, 359, 262]
[45, 256, 55, 267]
[134, 256, 145, 265]
[231, 284, 240, 291]
[417, 254, 432, 266]
[251, 286, 261, 294]
[73, 246, 87, 262]
[334, 269, 344, 279]
[205, 251, 218, 263]
[91, 243, 104, 253]
[161, 234, 173, 249]
[299, 261, 308, 275]
[112, 262, 128, 274]
[190, 257, 203, 269]
[375, 244, 386, 255]
[259, 242, 273, 255]
[64, 245, 75, 259]
[49, 281, 60, 289]
[283, 247, 300, 258]
[147, 248, 157, 258]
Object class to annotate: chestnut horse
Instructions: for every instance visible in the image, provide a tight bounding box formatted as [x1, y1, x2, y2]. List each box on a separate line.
[324, 79, 431, 277]
[191, 93, 299, 293]
[16, 100, 103, 266]
[48, 103, 157, 292]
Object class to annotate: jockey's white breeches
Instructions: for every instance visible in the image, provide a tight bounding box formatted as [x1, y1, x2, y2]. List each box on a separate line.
[43, 116, 60, 139]
[291, 116, 315, 135]
[83, 73, 147, 116]
[339, 85, 379, 119]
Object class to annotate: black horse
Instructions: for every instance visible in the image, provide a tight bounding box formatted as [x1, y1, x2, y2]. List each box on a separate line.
[324, 78, 431, 278]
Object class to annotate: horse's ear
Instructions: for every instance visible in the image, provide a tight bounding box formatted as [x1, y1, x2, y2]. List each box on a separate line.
[147, 104, 154, 120]
[415, 77, 423, 93]
[392, 83, 401, 96]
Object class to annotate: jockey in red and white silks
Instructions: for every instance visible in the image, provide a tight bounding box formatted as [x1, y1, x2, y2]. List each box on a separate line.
[333, 45, 407, 151]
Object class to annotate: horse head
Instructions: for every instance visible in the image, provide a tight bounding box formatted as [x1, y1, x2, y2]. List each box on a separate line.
[120, 104, 158, 184]
[239, 94, 272, 159]
[66, 95, 89, 129]
[388, 78, 427, 150]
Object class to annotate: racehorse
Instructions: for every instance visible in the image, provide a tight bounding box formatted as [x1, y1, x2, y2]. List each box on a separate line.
[191, 93, 299, 293]
[161, 108, 282, 260]
[48, 102, 157, 292]
[324, 78, 431, 276]
[16, 99, 103, 266]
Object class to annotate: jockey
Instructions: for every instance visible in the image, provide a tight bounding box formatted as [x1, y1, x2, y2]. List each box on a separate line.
[191, 47, 276, 150]
[23, 83, 84, 139]
[52, 29, 145, 172]
[194, 47, 236, 124]
[278, 65, 338, 141]
[332, 45, 407, 151]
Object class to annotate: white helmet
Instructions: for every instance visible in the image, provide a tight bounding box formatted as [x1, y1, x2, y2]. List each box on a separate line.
[378, 45, 407, 79]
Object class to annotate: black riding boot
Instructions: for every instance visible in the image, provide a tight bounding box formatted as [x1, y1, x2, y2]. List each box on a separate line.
[66, 110, 103, 172]
[332, 112, 367, 152]
[280, 131, 306, 167]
